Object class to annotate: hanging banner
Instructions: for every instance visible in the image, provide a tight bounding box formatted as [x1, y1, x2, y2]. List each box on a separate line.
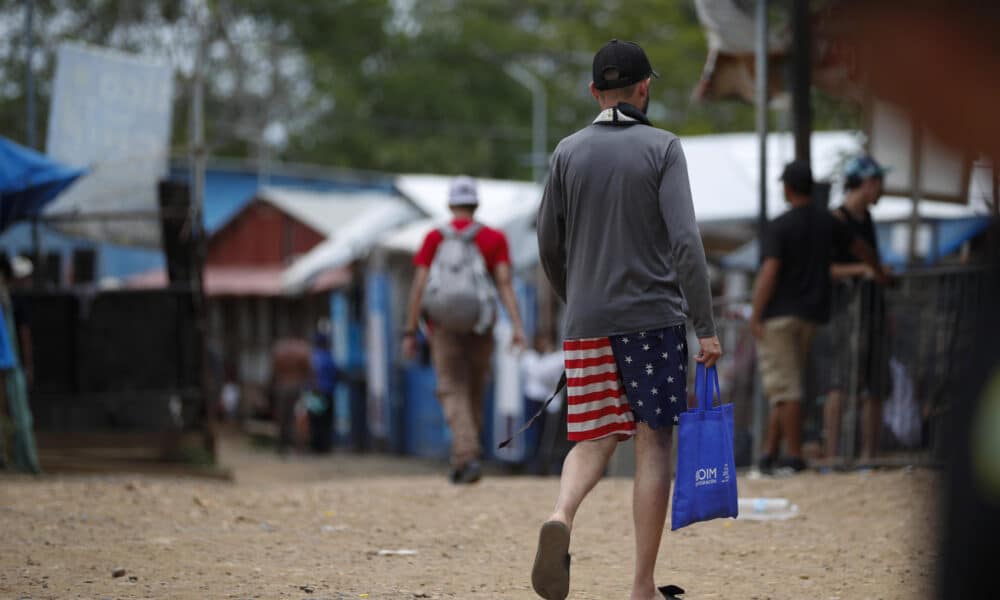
[44, 42, 174, 246]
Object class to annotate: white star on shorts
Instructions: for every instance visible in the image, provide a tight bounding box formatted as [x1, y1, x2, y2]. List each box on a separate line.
[656, 407, 662, 415]
[667, 376, 674, 383]
[637, 400, 644, 407]
[625, 355, 632, 364]
[621, 336, 630, 344]
[639, 331, 646, 338]
[631, 380, 639, 389]
[673, 415, 679, 423]
[670, 395, 678, 403]
[679, 364, 684, 371]
[661, 352, 669, 360]
[677, 344, 683, 351]
[651, 388, 658, 395]
[642, 343, 650, 351]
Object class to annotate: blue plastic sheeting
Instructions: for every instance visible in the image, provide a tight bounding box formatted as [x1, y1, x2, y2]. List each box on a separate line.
[876, 217, 993, 269]
[402, 365, 451, 459]
[0, 137, 85, 231]
[721, 216, 993, 272]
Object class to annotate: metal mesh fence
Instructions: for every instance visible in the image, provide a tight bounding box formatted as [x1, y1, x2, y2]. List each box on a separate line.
[711, 265, 990, 467]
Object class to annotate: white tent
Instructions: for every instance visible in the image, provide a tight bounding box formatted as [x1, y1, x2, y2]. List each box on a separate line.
[683, 130, 861, 225]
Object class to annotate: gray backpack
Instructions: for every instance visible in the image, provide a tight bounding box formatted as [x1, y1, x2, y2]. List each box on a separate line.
[421, 223, 498, 334]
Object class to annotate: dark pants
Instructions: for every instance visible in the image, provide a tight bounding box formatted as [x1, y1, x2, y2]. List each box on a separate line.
[309, 391, 334, 453]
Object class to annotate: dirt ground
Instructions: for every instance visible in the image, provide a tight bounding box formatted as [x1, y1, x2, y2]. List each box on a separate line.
[1, 435, 938, 600]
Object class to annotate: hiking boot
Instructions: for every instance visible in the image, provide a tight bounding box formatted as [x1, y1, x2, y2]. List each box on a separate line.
[449, 460, 483, 484]
[778, 456, 808, 472]
[757, 454, 775, 475]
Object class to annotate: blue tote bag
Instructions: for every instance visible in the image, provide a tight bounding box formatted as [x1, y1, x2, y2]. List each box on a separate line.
[670, 363, 739, 530]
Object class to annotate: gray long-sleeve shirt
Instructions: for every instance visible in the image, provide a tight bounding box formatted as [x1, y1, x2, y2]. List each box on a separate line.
[537, 108, 716, 340]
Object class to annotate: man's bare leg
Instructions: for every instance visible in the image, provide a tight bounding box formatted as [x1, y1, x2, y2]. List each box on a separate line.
[763, 404, 783, 458]
[780, 400, 804, 458]
[630, 423, 673, 600]
[860, 394, 881, 461]
[823, 390, 843, 461]
[547, 435, 619, 529]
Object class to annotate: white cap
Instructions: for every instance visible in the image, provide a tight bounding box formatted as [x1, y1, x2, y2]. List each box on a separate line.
[448, 176, 479, 207]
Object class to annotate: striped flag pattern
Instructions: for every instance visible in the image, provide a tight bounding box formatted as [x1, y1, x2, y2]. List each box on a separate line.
[564, 337, 636, 442]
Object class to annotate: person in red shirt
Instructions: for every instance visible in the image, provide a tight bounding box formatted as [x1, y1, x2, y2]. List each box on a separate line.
[402, 176, 526, 484]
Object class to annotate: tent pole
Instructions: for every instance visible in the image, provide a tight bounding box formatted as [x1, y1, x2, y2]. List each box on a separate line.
[756, 0, 769, 248]
[791, 0, 812, 165]
[753, 0, 769, 469]
[908, 119, 923, 265]
[23, 0, 36, 150]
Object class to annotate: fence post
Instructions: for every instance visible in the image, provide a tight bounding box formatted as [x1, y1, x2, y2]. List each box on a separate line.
[842, 283, 861, 468]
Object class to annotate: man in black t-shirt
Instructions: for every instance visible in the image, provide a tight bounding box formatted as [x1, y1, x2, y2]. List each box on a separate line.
[822, 155, 892, 463]
[750, 160, 887, 474]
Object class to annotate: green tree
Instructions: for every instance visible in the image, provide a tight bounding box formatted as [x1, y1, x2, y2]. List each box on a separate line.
[0, 0, 859, 179]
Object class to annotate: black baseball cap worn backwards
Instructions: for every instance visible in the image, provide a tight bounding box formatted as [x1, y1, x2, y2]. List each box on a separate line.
[593, 39, 659, 91]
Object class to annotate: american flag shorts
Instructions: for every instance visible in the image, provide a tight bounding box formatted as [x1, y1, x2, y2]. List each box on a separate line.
[564, 325, 689, 442]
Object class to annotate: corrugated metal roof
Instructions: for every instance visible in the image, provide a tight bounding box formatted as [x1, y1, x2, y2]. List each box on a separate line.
[256, 187, 406, 236]
[280, 195, 422, 293]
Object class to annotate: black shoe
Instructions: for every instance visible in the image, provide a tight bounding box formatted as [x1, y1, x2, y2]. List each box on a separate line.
[449, 460, 483, 485]
[757, 454, 775, 475]
[778, 456, 808, 472]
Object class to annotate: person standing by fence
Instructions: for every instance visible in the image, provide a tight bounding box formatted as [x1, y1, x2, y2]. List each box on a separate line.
[750, 159, 887, 474]
[822, 155, 893, 462]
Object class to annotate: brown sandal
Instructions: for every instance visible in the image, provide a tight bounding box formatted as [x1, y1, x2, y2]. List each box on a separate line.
[531, 521, 571, 599]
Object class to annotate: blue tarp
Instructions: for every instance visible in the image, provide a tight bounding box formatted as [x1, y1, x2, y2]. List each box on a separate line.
[0, 137, 85, 232]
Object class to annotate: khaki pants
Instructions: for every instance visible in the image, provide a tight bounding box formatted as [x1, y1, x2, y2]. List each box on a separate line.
[430, 328, 495, 467]
[758, 316, 818, 405]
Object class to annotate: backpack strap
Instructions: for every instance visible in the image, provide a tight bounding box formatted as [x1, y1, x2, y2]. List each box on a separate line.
[459, 222, 482, 242]
[438, 222, 482, 242]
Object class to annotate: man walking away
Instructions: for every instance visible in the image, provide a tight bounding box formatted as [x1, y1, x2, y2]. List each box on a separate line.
[402, 176, 526, 484]
[534, 39, 722, 600]
[750, 159, 887, 474]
